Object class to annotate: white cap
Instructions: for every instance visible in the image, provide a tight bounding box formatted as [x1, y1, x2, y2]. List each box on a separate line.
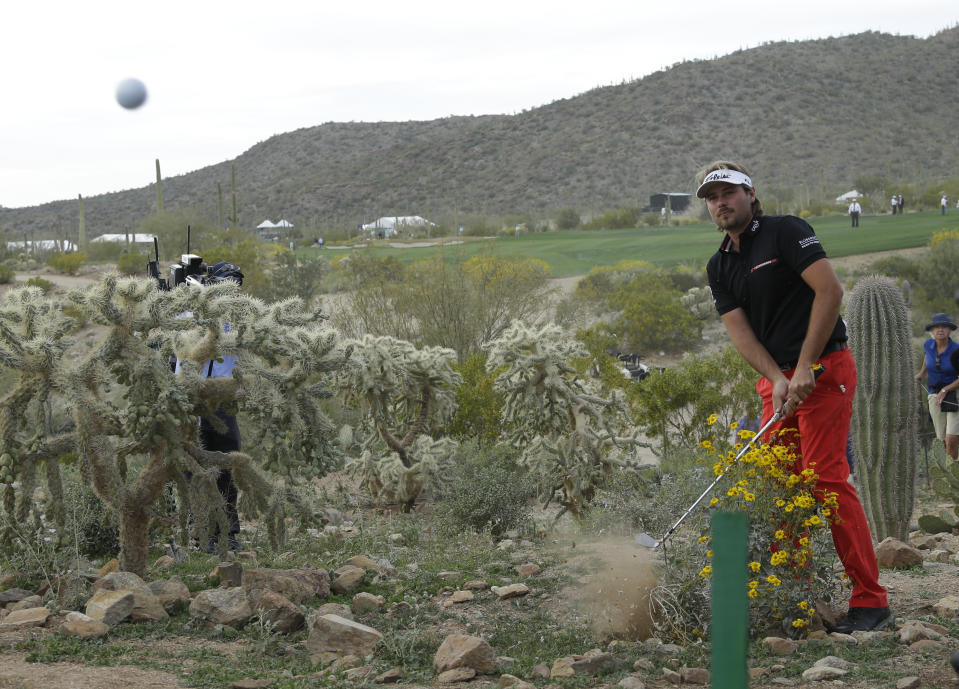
[696, 169, 753, 198]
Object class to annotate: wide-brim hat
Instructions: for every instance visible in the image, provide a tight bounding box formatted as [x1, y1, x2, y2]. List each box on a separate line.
[925, 312, 957, 331]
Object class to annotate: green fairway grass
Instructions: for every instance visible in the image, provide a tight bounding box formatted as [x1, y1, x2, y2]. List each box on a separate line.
[307, 210, 956, 278]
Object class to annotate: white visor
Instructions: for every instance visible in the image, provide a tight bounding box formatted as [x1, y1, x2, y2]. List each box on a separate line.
[696, 169, 753, 198]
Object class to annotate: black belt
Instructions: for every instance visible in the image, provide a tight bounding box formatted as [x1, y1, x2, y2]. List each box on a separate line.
[778, 341, 846, 371]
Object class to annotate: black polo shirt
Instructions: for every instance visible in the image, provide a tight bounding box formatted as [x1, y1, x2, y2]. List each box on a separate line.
[706, 214, 846, 368]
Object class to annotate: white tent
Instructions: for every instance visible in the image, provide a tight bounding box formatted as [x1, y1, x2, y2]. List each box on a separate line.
[835, 190, 861, 203]
[361, 215, 435, 231]
[256, 220, 276, 229]
[275, 219, 294, 228]
[90, 233, 156, 243]
[7, 239, 77, 252]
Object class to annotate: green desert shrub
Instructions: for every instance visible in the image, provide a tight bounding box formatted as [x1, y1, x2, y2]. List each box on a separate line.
[48, 251, 87, 276]
[432, 441, 535, 538]
[116, 251, 149, 276]
[447, 353, 504, 444]
[0, 264, 14, 284]
[25, 276, 54, 293]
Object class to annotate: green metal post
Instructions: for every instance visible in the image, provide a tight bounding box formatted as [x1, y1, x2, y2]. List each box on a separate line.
[711, 511, 748, 689]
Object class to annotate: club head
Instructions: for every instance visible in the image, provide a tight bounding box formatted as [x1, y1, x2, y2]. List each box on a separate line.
[634, 532, 660, 549]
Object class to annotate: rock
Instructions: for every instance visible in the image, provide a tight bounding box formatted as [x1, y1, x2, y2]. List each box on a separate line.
[681, 667, 710, 684]
[230, 680, 274, 689]
[373, 667, 403, 683]
[0, 587, 36, 604]
[633, 658, 654, 671]
[344, 554, 379, 571]
[85, 589, 135, 625]
[93, 571, 168, 622]
[97, 558, 119, 577]
[812, 656, 856, 670]
[59, 611, 109, 638]
[314, 602, 352, 619]
[491, 583, 529, 600]
[661, 667, 681, 683]
[617, 676, 647, 689]
[814, 599, 843, 631]
[246, 588, 305, 634]
[933, 595, 959, 618]
[442, 590, 474, 608]
[899, 621, 945, 643]
[436, 667, 476, 683]
[189, 587, 252, 628]
[825, 631, 858, 644]
[163, 542, 189, 563]
[802, 665, 847, 680]
[322, 654, 362, 675]
[530, 662, 551, 679]
[351, 592, 385, 614]
[909, 533, 941, 549]
[388, 533, 405, 545]
[875, 537, 923, 568]
[0, 607, 51, 630]
[151, 555, 175, 571]
[896, 677, 921, 689]
[497, 673, 535, 689]
[242, 566, 330, 603]
[550, 651, 614, 678]
[306, 614, 382, 659]
[148, 578, 191, 612]
[8, 595, 42, 611]
[908, 638, 945, 652]
[331, 565, 365, 594]
[212, 561, 244, 587]
[464, 579, 488, 590]
[344, 667, 375, 680]
[763, 637, 798, 654]
[515, 563, 540, 577]
[436, 570, 461, 582]
[434, 634, 497, 673]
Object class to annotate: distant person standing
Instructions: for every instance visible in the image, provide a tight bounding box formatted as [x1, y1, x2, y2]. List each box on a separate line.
[942, 193, 949, 215]
[891, 195, 899, 215]
[897, 194, 904, 214]
[848, 199, 861, 227]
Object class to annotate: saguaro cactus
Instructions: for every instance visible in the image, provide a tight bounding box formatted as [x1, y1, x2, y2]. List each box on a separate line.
[846, 276, 917, 540]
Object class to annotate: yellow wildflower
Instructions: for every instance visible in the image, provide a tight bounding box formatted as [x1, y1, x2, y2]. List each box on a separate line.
[709, 497, 719, 507]
[791, 618, 808, 628]
[744, 492, 755, 501]
[707, 414, 718, 426]
[748, 580, 759, 588]
[747, 589, 758, 598]
[697, 536, 709, 544]
[699, 566, 713, 578]
[797, 601, 809, 610]
[766, 575, 782, 586]
[748, 561, 761, 572]
[706, 550, 713, 558]
[770, 551, 788, 566]
[774, 529, 786, 540]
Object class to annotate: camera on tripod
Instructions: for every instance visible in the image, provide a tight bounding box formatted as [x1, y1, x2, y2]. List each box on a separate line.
[148, 226, 243, 291]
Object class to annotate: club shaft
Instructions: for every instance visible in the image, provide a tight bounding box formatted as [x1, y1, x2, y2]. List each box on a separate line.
[656, 409, 784, 546]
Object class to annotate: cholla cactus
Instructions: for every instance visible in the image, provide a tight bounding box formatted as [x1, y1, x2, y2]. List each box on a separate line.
[0, 275, 347, 575]
[339, 334, 462, 510]
[681, 285, 716, 321]
[484, 321, 646, 516]
[846, 276, 917, 541]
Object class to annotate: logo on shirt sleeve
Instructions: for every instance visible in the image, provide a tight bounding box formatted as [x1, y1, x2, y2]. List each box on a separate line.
[798, 236, 821, 249]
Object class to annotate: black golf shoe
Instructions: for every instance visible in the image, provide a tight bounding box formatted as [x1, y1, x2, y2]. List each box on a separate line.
[833, 606, 893, 634]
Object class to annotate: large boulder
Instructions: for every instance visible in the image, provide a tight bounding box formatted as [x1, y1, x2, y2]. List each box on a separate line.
[875, 538, 923, 569]
[241, 566, 330, 603]
[434, 634, 497, 674]
[246, 588, 305, 634]
[85, 589, 135, 625]
[189, 587, 253, 628]
[306, 614, 382, 659]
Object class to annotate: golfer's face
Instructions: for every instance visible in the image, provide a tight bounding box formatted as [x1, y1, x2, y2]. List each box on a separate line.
[703, 182, 754, 233]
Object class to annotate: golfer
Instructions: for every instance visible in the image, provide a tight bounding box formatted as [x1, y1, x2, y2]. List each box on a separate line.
[915, 312, 959, 460]
[696, 161, 890, 634]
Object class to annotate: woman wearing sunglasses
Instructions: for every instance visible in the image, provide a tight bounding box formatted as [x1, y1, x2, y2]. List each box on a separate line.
[916, 312, 959, 460]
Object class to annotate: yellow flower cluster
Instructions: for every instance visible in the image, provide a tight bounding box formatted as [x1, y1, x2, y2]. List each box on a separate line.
[693, 413, 840, 637]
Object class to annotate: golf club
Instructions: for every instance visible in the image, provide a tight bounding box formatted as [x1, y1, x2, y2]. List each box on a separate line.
[635, 363, 825, 549]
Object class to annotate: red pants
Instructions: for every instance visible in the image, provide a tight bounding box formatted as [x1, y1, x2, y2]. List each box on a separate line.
[757, 348, 888, 608]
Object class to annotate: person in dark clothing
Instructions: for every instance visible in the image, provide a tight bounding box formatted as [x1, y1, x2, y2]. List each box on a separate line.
[697, 160, 890, 634]
[177, 261, 246, 551]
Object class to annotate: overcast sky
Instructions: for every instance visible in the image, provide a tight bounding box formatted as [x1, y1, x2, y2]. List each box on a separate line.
[2, 1, 957, 209]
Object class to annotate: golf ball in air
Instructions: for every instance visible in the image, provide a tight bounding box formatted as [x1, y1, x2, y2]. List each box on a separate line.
[116, 78, 148, 109]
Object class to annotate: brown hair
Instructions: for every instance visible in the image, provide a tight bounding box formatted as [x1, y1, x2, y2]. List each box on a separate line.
[696, 160, 763, 220]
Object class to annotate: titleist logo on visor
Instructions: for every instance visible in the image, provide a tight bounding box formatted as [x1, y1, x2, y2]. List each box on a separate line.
[697, 169, 754, 198]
